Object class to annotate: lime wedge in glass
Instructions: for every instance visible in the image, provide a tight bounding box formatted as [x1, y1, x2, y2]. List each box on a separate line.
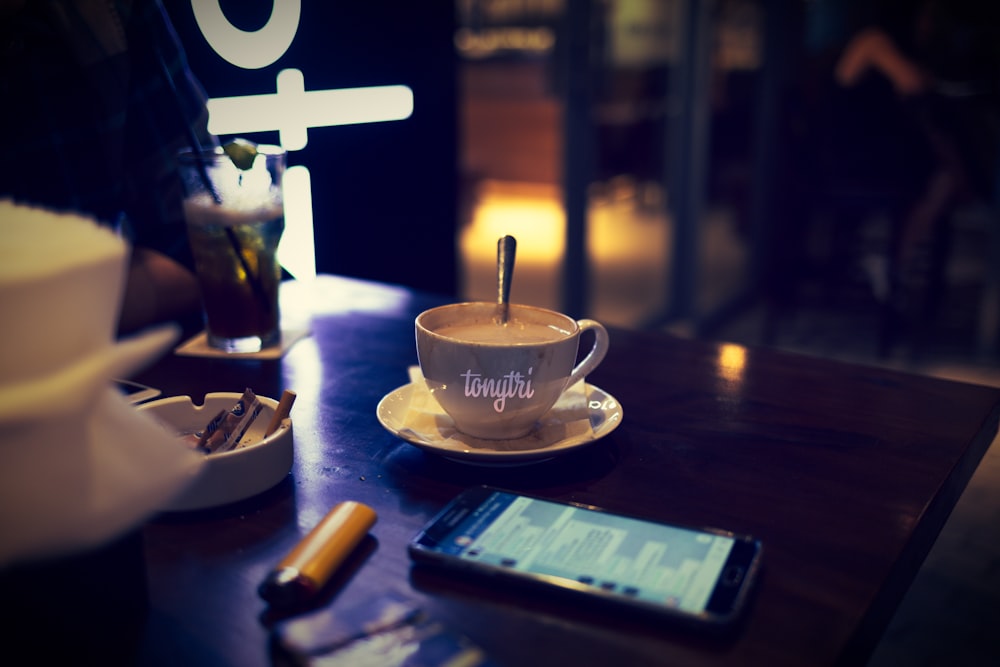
[223, 139, 258, 170]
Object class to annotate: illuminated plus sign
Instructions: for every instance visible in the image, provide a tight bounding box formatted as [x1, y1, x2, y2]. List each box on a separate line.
[192, 1, 414, 281]
[206, 69, 413, 151]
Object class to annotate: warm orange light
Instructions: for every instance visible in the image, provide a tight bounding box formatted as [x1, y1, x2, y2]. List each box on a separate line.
[717, 343, 746, 383]
[459, 179, 670, 326]
[460, 181, 565, 309]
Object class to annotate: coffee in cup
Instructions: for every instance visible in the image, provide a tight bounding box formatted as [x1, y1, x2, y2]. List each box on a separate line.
[415, 302, 609, 439]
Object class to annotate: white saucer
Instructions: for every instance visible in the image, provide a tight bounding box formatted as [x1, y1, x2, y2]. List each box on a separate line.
[376, 381, 623, 465]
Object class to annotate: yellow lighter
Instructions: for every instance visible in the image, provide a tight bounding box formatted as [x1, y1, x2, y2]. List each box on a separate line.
[259, 501, 377, 607]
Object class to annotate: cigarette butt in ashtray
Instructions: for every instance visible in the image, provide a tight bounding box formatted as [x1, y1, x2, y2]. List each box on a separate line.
[258, 501, 378, 607]
[265, 390, 297, 437]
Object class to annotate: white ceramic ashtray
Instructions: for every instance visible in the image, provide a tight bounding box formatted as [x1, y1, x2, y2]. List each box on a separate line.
[139, 392, 294, 511]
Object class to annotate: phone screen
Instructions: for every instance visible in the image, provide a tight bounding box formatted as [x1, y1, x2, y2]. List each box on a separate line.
[410, 487, 762, 624]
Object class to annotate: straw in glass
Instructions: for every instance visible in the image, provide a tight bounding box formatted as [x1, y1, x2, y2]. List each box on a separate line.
[155, 49, 271, 316]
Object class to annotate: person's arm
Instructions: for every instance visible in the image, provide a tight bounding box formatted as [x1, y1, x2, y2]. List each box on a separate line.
[115, 1, 214, 335]
[118, 247, 201, 335]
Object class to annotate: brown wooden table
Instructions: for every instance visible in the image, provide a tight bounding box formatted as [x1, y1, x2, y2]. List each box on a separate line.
[130, 275, 1000, 666]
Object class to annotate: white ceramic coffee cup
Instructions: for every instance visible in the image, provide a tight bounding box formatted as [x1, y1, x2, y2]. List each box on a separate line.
[415, 302, 609, 439]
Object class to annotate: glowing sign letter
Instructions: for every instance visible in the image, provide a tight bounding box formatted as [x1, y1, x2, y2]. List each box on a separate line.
[207, 69, 414, 150]
[191, 0, 301, 69]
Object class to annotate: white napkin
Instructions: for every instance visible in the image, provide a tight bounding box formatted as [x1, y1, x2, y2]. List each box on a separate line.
[0, 388, 204, 564]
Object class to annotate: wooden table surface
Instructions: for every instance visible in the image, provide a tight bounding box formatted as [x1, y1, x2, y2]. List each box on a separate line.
[131, 275, 1000, 667]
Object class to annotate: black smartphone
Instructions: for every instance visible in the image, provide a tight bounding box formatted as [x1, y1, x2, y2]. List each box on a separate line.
[409, 486, 763, 630]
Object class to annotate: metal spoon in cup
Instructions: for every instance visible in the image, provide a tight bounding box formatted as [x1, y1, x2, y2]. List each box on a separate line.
[495, 235, 517, 325]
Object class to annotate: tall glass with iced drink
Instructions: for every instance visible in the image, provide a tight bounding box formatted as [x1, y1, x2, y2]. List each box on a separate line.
[178, 144, 285, 353]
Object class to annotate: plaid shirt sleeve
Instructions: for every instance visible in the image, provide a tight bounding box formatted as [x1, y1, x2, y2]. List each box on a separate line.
[0, 0, 215, 270]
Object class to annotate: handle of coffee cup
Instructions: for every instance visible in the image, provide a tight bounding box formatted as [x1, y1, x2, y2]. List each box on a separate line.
[566, 319, 609, 388]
